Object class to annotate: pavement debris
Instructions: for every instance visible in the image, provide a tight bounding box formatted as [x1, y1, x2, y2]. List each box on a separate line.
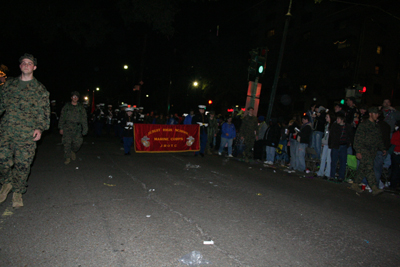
[203, 240, 214, 245]
[186, 163, 200, 169]
[179, 251, 211, 266]
[104, 183, 116, 187]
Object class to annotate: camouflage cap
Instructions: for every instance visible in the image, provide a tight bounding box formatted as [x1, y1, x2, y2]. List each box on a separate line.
[19, 53, 37, 66]
[71, 91, 80, 97]
[368, 106, 379, 113]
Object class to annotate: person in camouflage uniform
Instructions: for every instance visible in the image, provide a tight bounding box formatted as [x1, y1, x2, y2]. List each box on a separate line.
[239, 107, 259, 162]
[0, 53, 50, 208]
[59, 91, 88, 165]
[352, 107, 386, 196]
[206, 111, 218, 154]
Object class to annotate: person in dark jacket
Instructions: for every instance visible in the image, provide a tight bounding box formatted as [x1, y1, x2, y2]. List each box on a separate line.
[294, 115, 313, 172]
[192, 105, 209, 157]
[373, 112, 392, 188]
[311, 105, 327, 159]
[263, 118, 281, 165]
[389, 121, 400, 190]
[121, 107, 135, 155]
[288, 114, 302, 170]
[328, 112, 354, 182]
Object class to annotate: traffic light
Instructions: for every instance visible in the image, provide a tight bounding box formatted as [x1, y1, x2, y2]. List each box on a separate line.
[248, 47, 267, 77]
[359, 86, 366, 94]
[340, 99, 345, 105]
[208, 100, 213, 105]
[257, 47, 267, 75]
[248, 49, 258, 75]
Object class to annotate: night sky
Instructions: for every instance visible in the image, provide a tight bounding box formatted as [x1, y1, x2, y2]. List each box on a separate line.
[4, 0, 398, 116]
[1, 0, 255, 114]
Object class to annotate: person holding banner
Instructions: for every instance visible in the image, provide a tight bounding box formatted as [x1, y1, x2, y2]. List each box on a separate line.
[192, 105, 209, 157]
[122, 107, 135, 155]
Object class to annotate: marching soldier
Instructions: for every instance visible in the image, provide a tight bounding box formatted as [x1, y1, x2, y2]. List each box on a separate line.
[93, 103, 105, 137]
[0, 53, 50, 208]
[121, 107, 135, 155]
[192, 105, 209, 157]
[59, 91, 88, 165]
[106, 104, 114, 136]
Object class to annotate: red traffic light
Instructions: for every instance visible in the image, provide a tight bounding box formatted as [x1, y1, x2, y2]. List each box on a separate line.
[208, 100, 213, 105]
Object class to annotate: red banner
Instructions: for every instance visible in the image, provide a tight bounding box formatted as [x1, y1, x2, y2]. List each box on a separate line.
[134, 124, 200, 153]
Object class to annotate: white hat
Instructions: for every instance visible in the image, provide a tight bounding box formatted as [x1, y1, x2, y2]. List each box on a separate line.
[125, 107, 134, 112]
[139, 107, 144, 110]
[100, 103, 105, 106]
[51, 100, 56, 103]
[114, 109, 120, 112]
[108, 104, 112, 107]
[198, 105, 206, 109]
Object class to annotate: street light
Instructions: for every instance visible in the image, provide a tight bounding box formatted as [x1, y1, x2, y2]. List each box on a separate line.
[123, 65, 128, 70]
[193, 81, 198, 87]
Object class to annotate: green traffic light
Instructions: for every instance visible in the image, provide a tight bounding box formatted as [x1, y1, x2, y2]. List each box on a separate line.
[258, 65, 264, 74]
[340, 99, 345, 105]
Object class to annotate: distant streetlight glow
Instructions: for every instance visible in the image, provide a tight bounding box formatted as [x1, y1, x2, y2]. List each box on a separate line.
[96, 87, 100, 91]
[84, 96, 88, 101]
[146, 95, 149, 98]
[193, 81, 198, 87]
[123, 65, 128, 70]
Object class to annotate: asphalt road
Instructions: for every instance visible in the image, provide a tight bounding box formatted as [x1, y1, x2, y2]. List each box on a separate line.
[1, 133, 400, 267]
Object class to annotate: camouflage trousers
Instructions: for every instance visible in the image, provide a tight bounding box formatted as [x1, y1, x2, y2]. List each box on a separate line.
[242, 135, 255, 159]
[355, 153, 377, 187]
[206, 131, 216, 151]
[0, 139, 36, 194]
[62, 129, 83, 159]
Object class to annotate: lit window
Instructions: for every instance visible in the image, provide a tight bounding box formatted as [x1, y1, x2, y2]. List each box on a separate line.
[377, 46, 382, 54]
[374, 66, 380, 75]
[267, 29, 275, 37]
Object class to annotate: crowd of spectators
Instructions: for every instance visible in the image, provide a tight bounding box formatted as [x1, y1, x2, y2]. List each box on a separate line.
[192, 98, 400, 195]
[75, 97, 400, 195]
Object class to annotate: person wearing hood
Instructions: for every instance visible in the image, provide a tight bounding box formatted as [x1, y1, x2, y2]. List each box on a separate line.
[263, 118, 281, 165]
[311, 105, 327, 160]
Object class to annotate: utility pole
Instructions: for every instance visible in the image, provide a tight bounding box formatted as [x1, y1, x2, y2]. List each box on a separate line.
[266, 0, 292, 123]
[137, 34, 147, 107]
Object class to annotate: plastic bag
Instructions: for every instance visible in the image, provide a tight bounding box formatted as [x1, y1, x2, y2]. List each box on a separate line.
[178, 251, 211, 266]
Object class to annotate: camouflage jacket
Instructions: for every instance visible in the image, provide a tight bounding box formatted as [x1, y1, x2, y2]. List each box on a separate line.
[353, 119, 385, 155]
[0, 77, 50, 142]
[207, 117, 218, 134]
[59, 102, 88, 135]
[239, 115, 258, 138]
